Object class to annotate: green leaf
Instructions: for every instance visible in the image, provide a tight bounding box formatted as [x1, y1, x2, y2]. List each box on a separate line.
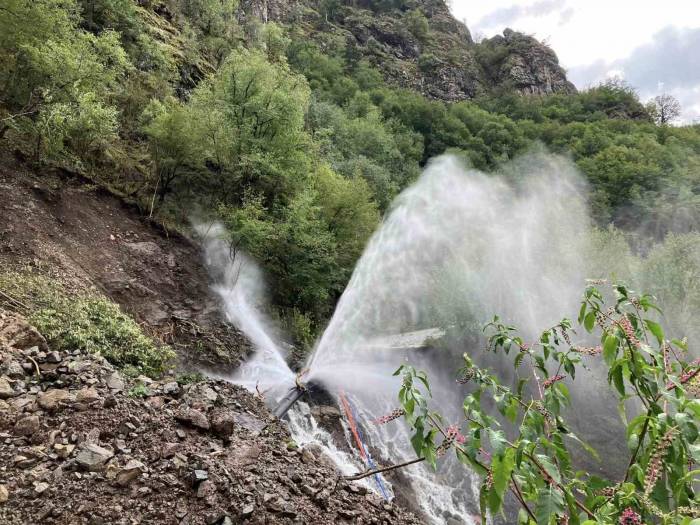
[534, 485, 564, 524]
[644, 319, 664, 345]
[583, 311, 596, 332]
[487, 448, 516, 514]
[488, 429, 508, 456]
[578, 302, 587, 324]
[611, 363, 625, 396]
[603, 334, 618, 365]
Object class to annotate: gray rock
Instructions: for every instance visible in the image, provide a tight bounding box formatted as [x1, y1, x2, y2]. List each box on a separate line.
[105, 373, 124, 392]
[189, 469, 208, 487]
[4, 360, 25, 379]
[53, 443, 75, 459]
[210, 410, 234, 438]
[162, 381, 180, 397]
[175, 408, 210, 430]
[233, 412, 266, 434]
[75, 388, 101, 404]
[0, 376, 15, 399]
[46, 351, 62, 363]
[75, 444, 114, 471]
[14, 415, 40, 436]
[161, 442, 179, 459]
[34, 482, 49, 495]
[115, 459, 145, 486]
[37, 389, 73, 410]
[240, 504, 254, 518]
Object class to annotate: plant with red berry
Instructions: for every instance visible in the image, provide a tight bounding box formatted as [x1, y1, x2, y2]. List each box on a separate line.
[387, 283, 698, 524]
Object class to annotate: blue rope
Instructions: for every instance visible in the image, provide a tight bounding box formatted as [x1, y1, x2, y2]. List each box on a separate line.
[348, 398, 390, 501]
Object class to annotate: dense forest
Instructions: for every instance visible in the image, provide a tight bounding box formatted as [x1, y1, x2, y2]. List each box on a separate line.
[2, 0, 699, 351]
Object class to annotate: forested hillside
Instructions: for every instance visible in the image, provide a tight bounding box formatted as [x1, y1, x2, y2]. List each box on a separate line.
[2, 0, 699, 352]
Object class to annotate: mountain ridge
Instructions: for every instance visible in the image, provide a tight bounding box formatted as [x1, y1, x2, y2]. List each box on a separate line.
[239, 0, 576, 101]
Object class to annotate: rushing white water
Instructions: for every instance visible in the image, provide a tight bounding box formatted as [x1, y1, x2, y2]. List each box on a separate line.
[198, 154, 612, 524]
[197, 223, 295, 402]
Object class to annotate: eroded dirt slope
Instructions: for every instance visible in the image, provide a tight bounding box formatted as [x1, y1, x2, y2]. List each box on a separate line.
[0, 160, 247, 369]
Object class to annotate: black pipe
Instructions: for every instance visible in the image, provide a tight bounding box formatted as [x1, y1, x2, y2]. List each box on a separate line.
[272, 385, 306, 419]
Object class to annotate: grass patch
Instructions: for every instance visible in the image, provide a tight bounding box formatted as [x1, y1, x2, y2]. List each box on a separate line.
[0, 271, 174, 378]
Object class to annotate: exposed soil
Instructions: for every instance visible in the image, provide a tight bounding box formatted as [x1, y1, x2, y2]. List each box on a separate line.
[0, 157, 248, 370]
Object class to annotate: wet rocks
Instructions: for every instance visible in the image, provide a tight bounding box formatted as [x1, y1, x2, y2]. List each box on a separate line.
[0, 310, 421, 525]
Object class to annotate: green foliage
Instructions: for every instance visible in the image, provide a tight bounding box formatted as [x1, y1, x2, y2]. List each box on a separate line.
[176, 371, 205, 385]
[2, 0, 699, 337]
[127, 383, 150, 398]
[404, 9, 429, 43]
[0, 271, 173, 377]
[392, 285, 699, 523]
[0, 0, 130, 164]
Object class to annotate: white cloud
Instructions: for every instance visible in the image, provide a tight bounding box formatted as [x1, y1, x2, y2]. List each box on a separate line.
[450, 0, 700, 121]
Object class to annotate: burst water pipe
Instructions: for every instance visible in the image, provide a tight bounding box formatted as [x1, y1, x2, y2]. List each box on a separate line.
[272, 370, 309, 419]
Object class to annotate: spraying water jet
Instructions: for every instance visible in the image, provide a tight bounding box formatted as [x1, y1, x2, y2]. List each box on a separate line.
[199, 153, 617, 524]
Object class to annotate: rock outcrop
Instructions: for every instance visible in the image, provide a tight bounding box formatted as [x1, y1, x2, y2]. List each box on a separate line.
[478, 29, 576, 95]
[239, 0, 575, 101]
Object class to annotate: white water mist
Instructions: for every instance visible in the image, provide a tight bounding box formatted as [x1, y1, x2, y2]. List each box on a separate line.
[196, 223, 295, 401]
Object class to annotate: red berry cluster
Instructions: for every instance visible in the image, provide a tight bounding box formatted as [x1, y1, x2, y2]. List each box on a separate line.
[617, 315, 641, 349]
[373, 408, 405, 425]
[571, 345, 602, 356]
[542, 374, 565, 389]
[618, 507, 642, 525]
[644, 427, 678, 495]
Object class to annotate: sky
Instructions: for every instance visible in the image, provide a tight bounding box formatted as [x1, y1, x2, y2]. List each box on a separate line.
[449, 0, 700, 122]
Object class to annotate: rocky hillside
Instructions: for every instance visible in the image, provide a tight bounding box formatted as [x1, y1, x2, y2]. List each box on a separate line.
[0, 309, 420, 524]
[241, 0, 575, 100]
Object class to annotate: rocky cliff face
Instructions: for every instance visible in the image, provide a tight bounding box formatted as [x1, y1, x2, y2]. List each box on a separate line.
[478, 29, 576, 95]
[240, 0, 575, 101]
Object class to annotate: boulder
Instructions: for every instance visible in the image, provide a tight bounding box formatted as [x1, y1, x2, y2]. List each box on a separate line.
[0, 376, 15, 399]
[175, 407, 210, 430]
[115, 459, 145, 486]
[37, 389, 73, 411]
[75, 443, 114, 471]
[105, 372, 125, 392]
[210, 410, 235, 438]
[14, 415, 40, 436]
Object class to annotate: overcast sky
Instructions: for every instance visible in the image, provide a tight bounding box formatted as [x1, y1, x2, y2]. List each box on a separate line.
[449, 0, 700, 122]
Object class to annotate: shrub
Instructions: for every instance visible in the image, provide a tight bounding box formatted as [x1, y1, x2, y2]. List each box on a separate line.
[387, 283, 699, 523]
[0, 272, 173, 377]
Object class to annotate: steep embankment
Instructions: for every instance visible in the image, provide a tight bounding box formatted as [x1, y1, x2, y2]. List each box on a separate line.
[0, 309, 419, 524]
[0, 159, 422, 523]
[0, 160, 246, 370]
